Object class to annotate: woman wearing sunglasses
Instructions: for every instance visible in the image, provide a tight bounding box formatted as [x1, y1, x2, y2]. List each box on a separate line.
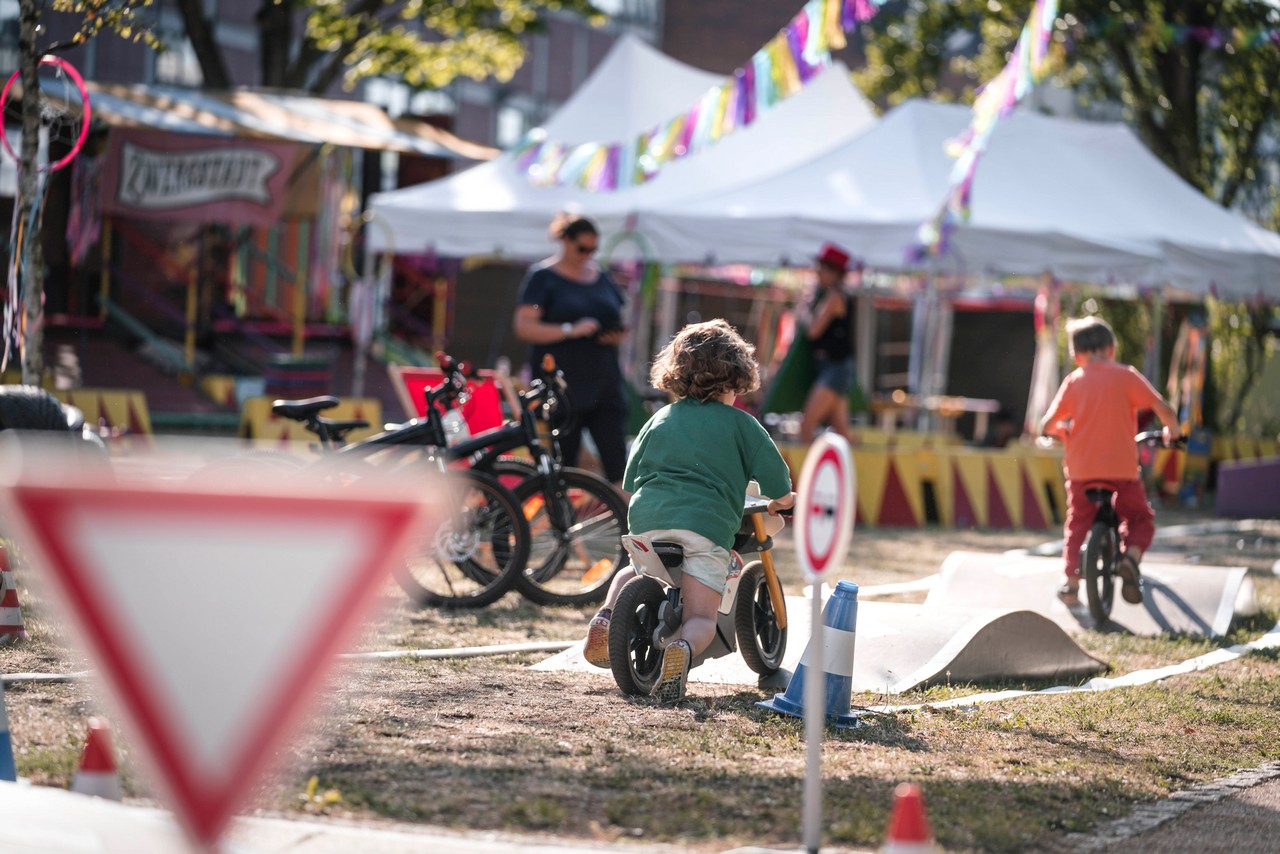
[513, 213, 629, 485]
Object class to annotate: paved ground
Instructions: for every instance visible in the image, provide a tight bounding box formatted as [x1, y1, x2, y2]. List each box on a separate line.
[1063, 762, 1280, 853]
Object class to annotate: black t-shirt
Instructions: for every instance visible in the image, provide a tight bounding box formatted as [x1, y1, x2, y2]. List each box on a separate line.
[809, 289, 854, 362]
[517, 265, 626, 398]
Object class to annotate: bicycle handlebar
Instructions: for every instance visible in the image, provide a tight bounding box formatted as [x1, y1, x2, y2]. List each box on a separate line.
[1135, 430, 1187, 448]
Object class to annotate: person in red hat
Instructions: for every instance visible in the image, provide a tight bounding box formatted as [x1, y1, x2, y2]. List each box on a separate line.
[796, 242, 857, 443]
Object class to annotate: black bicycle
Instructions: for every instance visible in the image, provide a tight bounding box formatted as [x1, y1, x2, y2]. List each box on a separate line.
[268, 378, 530, 610]
[274, 353, 629, 607]
[426, 354, 630, 607]
[1078, 430, 1185, 624]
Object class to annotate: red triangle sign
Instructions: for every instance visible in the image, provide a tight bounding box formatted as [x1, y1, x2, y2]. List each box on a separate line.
[0, 452, 432, 847]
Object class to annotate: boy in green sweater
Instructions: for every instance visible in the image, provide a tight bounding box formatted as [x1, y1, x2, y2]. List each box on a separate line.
[583, 319, 795, 702]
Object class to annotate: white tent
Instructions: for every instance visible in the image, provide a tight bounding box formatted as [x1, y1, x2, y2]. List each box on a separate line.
[636, 99, 1280, 296]
[367, 36, 879, 260]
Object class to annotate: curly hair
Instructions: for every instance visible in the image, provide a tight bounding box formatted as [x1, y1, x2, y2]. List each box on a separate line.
[649, 319, 761, 401]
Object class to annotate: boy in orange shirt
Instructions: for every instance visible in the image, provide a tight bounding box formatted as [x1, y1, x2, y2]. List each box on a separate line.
[1039, 316, 1180, 606]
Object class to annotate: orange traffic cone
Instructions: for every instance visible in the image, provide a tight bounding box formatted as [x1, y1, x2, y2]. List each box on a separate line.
[70, 718, 122, 801]
[881, 782, 938, 853]
[0, 545, 27, 643]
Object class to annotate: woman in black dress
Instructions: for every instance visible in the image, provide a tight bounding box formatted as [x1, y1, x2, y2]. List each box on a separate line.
[512, 214, 628, 484]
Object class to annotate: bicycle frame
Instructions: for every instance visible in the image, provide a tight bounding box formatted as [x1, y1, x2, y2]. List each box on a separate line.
[622, 497, 787, 665]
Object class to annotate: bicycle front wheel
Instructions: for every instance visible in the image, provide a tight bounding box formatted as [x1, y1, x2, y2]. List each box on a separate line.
[395, 469, 530, 609]
[511, 468, 628, 606]
[1081, 521, 1117, 625]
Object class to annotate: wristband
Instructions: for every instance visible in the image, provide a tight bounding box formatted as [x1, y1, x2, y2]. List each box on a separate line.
[561, 322, 573, 338]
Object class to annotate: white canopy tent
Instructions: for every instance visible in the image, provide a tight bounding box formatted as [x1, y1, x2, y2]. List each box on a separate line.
[635, 99, 1280, 297]
[367, 36, 879, 259]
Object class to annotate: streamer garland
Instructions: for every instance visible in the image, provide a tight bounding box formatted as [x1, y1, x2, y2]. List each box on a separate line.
[909, 0, 1060, 263]
[514, 0, 887, 192]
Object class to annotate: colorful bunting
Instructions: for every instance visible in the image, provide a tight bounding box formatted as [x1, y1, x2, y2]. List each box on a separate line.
[909, 0, 1060, 263]
[515, 0, 887, 192]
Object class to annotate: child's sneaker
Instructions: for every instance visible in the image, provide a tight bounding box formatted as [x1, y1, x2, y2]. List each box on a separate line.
[1056, 583, 1080, 606]
[1117, 555, 1144, 604]
[652, 639, 691, 703]
[583, 609, 612, 668]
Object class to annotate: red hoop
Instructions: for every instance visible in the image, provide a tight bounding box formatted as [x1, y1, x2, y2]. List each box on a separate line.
[1, 55, 91, 172]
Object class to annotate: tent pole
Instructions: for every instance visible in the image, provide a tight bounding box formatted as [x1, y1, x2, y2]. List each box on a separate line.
[1144, 288, 1165, 386]
[98, 217, 112, 321]
[184, 266, 198, 372]
[855, 289, 875, 422]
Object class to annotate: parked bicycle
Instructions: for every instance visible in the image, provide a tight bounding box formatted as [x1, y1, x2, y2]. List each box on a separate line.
[608, 494, 789, 696]
[430, 354, 630, 606]
[268, 377, 529, 610]
[1077, 430, 1186, 624]
[272, 352, 628, 607]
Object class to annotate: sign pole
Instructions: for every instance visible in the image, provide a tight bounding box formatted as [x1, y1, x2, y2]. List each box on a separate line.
[803, 585, 824, 854]
[792, 433, 855, 854]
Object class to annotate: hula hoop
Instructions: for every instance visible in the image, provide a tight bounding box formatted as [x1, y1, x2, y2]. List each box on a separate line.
[0, 55, 91, 172]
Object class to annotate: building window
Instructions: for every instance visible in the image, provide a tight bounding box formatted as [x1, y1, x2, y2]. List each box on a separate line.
[155, 38, 203, 87]
[366, 78, 456, 119]
[495, 104, 528, 149]
[0, 0, 17, 75]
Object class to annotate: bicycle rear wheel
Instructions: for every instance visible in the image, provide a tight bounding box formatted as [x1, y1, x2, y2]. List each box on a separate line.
[511, 468, 628, 606]
[608, 575, 666, 696]
[1081, 521, 1117, 624]
[395, 469, 529, 609]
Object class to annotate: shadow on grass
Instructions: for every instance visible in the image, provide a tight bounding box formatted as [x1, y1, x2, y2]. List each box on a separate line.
[295, 751, 1151, 853]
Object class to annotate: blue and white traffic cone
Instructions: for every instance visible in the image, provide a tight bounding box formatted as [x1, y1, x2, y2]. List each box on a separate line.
[757, 579, 861, 727]
[0, 677, 16, 781]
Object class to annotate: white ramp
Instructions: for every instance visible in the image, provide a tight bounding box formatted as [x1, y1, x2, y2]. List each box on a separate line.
[928, 551, 1256, 637]
[533, 595, 1106, 695]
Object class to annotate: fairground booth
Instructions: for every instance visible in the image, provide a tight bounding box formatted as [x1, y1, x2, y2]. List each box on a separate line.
[366, 34, 1280, 529]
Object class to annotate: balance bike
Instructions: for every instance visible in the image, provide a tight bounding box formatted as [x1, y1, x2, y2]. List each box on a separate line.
[608, 495, 789, 696]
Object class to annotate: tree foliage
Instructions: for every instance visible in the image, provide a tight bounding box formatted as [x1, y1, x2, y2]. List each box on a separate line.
[852, 0, 1280, 229]
[173, 0, 604, 94]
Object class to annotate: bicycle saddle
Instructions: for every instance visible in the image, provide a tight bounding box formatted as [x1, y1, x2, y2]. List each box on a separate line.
[272, 396, 340, 418]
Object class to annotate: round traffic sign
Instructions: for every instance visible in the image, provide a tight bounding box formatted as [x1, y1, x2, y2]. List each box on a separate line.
[794, 434, 855, 581]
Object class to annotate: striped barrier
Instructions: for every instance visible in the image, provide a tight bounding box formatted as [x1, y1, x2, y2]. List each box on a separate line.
[238, 396, 384, 446]
[779, 440, 1061, 530]
[53, 388, 153, 441]
[779, 442, 926, 527]
[929, 447, 1057, 531]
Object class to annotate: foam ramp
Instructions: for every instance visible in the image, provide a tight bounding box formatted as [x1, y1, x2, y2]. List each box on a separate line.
[532, 596, 1106, 695]
[928, 551, 1256, 637]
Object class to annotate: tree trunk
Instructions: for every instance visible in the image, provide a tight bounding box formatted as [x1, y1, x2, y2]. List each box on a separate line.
[17, 0, 43, 385]
[257, 0, 292, 88]
[175, 0, 232, 89]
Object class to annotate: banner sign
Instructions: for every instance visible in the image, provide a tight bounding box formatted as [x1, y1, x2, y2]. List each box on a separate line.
[101, 130, 298, 225]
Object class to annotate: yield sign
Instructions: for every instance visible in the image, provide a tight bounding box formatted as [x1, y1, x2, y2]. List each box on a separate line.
[794, 433, 856, 582]
[0, 449, 434, 848]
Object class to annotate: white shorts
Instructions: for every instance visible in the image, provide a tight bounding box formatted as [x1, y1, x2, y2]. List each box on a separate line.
[638, 528, 732, 594]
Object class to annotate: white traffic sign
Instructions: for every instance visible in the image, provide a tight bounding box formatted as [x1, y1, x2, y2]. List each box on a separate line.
[0, 442, 435, 848]
[794, 433, 855, 582]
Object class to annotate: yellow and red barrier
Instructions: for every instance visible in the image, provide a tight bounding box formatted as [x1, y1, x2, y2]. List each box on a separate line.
[778, 438, 1063, 530]
[238, 397, 383, 445]
[54, 388, 153, 442]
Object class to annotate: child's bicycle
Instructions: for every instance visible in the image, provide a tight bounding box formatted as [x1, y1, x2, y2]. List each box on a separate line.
[1078, 430, 1186, 624]
[608, 495, 789, 696]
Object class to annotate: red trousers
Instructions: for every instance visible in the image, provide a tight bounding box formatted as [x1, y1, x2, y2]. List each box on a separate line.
[1062, 478, 1154, 579]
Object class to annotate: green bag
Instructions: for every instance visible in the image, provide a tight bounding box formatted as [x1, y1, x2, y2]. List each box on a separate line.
[761, 332, 817, 415]
[761, 331, 869, 416]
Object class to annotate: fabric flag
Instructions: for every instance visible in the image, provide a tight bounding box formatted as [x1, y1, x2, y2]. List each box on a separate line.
[909, 0, 1060, 261]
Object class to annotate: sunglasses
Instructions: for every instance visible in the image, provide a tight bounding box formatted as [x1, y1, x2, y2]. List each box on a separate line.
[573, 242, 598, 255]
